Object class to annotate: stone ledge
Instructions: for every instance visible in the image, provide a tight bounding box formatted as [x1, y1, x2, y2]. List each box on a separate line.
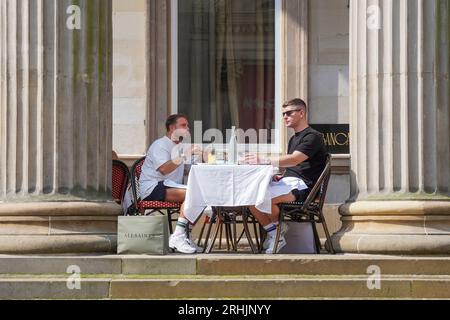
[196, 255, 450, 276]
[1, 275, 448, 299]
[0, 256, 123, 274]
[0, 254, 449, 276]
[339, 201, 450, 216]
[0, 202, 121, 254]
[107, 276, 450, 299]
[0, 235, 117, 254]
[0, 202, 122, 216]
[332, 234, 450, 255]
[0, 278, 111, 299]
[121, 256, 197, 275]
[0, 216, 118, 235]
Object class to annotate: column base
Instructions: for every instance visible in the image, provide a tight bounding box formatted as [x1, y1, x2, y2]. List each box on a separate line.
[0, 202, 121, 254]
[331, 201, 450, 254]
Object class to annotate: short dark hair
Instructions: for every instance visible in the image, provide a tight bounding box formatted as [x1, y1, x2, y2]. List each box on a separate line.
[282, 98, 307, 113]
[165, 114, 188, 132]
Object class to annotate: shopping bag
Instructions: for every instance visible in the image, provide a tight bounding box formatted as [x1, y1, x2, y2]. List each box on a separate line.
[117, 214, 169, 255]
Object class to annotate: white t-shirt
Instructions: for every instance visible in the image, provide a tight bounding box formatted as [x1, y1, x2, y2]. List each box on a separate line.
[139, 136, 185, 200]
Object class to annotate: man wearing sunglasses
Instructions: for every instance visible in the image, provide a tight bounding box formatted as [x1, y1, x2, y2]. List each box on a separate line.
[244, 98, 327, 253]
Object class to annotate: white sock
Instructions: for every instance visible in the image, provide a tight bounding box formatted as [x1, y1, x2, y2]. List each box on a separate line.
[173, 217, 189, 236]
[187, 224, 194, 239]
[264, 223, 278, 238]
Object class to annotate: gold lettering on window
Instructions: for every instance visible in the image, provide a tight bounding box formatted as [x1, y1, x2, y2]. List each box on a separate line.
[321, 132, 349, 146]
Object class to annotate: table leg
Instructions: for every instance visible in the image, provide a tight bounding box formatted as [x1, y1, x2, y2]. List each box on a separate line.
[225, 223, 231, 251]
[218, 223, 223, 250]
[232, 213, 238, 251]
[197, 216, 208, 247]
[250, 215, 261, 251]
[206, 207, 226, 253]
[202, 209, 217, 253]
[242, 208, 258, 254]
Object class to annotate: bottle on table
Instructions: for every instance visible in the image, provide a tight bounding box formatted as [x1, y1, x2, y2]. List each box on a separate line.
[207, 144, 216, 164]
[227, 126, 238, 165]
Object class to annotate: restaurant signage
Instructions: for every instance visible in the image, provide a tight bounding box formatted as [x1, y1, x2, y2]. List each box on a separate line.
[310, 124, 350, 154]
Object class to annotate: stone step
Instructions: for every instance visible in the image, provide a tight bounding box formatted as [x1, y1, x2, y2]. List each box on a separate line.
[0, 254, 449, 276]
[0, 275, 448, 299]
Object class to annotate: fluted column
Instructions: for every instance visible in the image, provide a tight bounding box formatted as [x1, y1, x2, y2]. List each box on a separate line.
[331, 0, 450, 254]
[146, 0, 170, 146]
[0, 0, 120, 253]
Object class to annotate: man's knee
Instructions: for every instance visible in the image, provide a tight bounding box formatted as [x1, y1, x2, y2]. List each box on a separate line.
[272, 192, 295, 205]
[166, 188, 186, 202]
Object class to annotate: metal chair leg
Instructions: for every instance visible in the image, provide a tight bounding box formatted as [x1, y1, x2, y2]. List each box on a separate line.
[197, 216, 209, 247]
[320, 213, 336, 254]
[250, 214, 261, 250]
[231, 214, 238, 251]
[272, 209, 285, 254]
[225, 223, 231, 251]
[311, 221, 321, 254]
[218, 222, 223, 249]
[259, 224, 267, 253]
[237, 229, 245, 244]
[167, 209, 174, 234]
[242, 209, 258, 254]
[202, 211, 217, 253]
[205, 215, 222, 253]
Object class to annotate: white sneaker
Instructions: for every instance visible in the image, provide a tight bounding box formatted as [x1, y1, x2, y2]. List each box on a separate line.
[169, 233, 196, 254]
[186, 234, 204, 253]
[263, 223, 289, 250]
[265, 235, 287, 254]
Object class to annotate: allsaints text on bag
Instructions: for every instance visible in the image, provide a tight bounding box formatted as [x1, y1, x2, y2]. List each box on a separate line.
[123, 233, 161, 239]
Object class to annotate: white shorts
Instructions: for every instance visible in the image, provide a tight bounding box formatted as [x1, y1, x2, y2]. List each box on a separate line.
[268, 177, 308, 199]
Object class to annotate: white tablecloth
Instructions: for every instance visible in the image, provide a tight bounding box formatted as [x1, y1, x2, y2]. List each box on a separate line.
[184, 165, 274, 223]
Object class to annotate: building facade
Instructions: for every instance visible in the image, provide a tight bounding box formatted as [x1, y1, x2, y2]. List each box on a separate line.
[0, 0, 449, 254]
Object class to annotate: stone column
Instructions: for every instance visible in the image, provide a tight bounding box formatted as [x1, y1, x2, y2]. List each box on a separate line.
[0, 0, 121, 253]
[331, 0, 450, 254]
[146, 0, 170, 146]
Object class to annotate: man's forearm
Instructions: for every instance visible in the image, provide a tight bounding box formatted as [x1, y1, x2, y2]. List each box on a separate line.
[269, 154, 302, 168]
[158, 157, 184, 176]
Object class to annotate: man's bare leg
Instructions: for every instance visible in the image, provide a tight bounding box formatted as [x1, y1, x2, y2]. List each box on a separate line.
[165, 188, 186, 203]
[249, 192, 295, 253]
[249, 192, 295, 226]
[165, 189, 195, 230]
[164, 188, 189, 220]
[167, 188, 201, 253]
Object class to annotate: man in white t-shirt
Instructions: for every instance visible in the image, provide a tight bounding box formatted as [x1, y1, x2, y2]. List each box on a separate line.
[140, 114, 203, 254]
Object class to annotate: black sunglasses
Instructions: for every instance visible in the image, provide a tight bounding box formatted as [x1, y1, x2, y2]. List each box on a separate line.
[282, 109, 302, 117]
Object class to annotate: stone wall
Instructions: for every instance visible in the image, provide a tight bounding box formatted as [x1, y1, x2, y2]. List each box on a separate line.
[112, 0, 147, 156]
[309, 0, 349, 124]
